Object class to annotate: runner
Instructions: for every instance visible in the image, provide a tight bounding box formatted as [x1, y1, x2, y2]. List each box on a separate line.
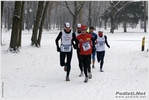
[89, 27, 97, 69]
[76, 25, 96, 83]
[95, 29, 110, 72]
[55, 22, 76, 81]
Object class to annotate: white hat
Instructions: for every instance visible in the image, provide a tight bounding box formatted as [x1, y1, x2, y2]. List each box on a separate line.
[65, 22, 70, 27]
[98, 29, 104, 32]
[77, 23, 81, 28]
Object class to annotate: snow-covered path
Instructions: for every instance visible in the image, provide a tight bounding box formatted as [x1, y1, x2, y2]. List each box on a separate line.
[1, 28, 148, 100]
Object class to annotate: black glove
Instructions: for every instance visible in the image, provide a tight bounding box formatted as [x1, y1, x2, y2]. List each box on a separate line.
[92, 46, 96, 53]
[107, 45, 110, 48]
[57, 47, 61, 52]
[73, 44, 77, 49]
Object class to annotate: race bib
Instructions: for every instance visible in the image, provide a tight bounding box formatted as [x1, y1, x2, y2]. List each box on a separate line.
[82, 42, 91, 51]
[98, 41, 104, 46]
[61, 44, 71, 52]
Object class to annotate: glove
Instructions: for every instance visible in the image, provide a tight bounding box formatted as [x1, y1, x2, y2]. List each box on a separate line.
[57, 47, 61, 52]
[73, 44, 77, 49]
[107, 45, 110, 48]
[92, 46, 96, 53]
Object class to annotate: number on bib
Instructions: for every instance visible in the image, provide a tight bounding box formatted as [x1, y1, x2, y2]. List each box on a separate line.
[61, 44, 71, 52]
[98, 41, 104, 46]
[82, 42, 91, 51]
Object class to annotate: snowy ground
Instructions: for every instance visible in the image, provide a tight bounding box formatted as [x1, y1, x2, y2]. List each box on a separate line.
[1, 28, 148, 100]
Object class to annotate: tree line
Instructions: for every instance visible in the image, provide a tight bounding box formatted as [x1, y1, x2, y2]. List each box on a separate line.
[1, 1, 148, 53]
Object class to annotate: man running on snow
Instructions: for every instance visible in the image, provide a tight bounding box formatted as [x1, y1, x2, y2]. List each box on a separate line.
[55, 22, 76, 81]
[95, 29, 110, 72]
[76, 25, 96, 83]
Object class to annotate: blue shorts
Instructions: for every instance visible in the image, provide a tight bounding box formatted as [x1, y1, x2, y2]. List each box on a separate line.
[92, 51, 96, 60]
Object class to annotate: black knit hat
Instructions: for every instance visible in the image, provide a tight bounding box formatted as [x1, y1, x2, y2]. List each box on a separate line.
[89, 27, 94, 30]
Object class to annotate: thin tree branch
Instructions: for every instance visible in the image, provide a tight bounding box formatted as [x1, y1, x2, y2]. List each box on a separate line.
[113, 1, 132, 17]
[64, 1, 74, 15]
[76, 1, 85, 15]
[113, 1, 121, 8]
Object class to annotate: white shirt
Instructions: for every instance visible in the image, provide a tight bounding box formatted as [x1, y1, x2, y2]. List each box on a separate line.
[96, 35, 105, 51]
[60, 30, 73, 52]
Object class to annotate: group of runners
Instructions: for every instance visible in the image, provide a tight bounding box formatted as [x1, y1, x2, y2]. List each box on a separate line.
[55, 22, 110, 83]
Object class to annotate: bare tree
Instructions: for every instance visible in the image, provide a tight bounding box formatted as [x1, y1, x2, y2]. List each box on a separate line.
[82, 1, 105, 28]
[9, 1, 22, 52]
[88, 1, 92, 27]
[123, 9, 127, 32]
[1, 1, 4, 45]
[37, 1, 49, 47]
[31, 1, 57, 47]
[31, 1, 44, 47]
[144, 1, 147, 32]
[78, 1, 83, 24]
[1, 1, 4, 23]
[110, 1, 132, 33]
[63, 1, 85, 31]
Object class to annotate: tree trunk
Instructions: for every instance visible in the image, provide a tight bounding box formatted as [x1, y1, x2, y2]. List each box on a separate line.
[7, 7, 9, 30]
[18, 1, 25, 47]
[29, 1, 33, 30]
[72, 14, 77, 31]
[124, 9, 127, 33]
[37, 1, 49, 47]
[78, 2, 82, 23]
[8, 7, 11, 31]
[44, 12, 48, 30]
[25, 1, 33, 31]
[1, 1, 4, 45]
[45, 1, 54, 30]
[26, 2, 30, 31]
[73, 1, 77, 31]
[110, 3, 115, 33]
[88, 1, 92, 27]
[1, 1, 4, 26]
[110, 16, 114, 33]
[144, 1, 146, 32]
[9, 1, 22, 52]
[104, 20, 107, 29]
[72, 1, 77, 31]
[31, 1, 44, 47]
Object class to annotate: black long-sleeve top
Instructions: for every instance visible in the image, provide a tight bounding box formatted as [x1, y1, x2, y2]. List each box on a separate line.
[55, 29, 76, 49]
[104, 35, 110, 47]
